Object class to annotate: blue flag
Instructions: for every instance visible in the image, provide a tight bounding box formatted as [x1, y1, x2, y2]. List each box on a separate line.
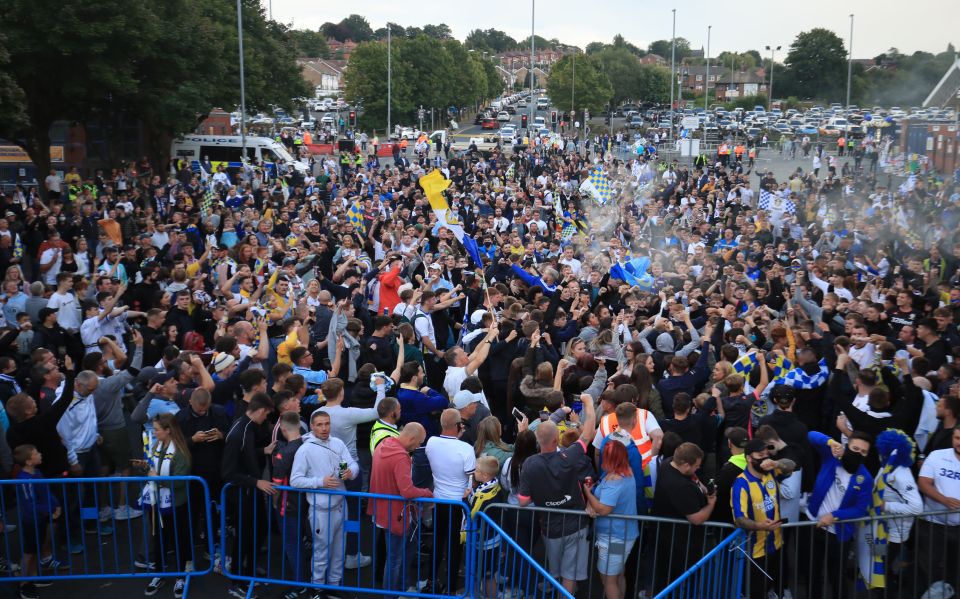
[461, 233, 485, 270]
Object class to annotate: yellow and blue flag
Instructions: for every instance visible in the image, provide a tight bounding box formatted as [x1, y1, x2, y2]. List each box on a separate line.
[347, 201, 366, 235]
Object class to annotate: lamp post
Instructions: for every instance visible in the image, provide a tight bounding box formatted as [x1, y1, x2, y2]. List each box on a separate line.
[387, 25, 392, 138]
[237, 0, 246, 158]
[669, 8, 676, 141]
[703, 25, 711, 143]
[529, 0, 536, 135]
[765, 45, 781, 113]
[846, 14, 854, 108]
[571, 51, 576, 124]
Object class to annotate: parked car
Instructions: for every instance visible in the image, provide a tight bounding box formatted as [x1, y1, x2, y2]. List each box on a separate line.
[481, 117, 498, 130]
[497, 111, 511, 122]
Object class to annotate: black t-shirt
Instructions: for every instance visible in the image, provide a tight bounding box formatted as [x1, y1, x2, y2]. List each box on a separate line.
[661, 414, 713, 455]
[652, 458, 707, 520]
[917, 338, 950, 371]
[888, 309, 917, 333]
[518, 440, 592, 538]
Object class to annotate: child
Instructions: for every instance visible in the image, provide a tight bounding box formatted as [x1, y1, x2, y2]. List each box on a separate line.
[14, 313, 33, 357]
[14, 444, 62, 599]
[462, 456, 506, 598]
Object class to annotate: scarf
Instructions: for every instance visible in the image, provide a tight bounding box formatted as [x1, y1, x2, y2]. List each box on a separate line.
[461, 478, 501, 546]
[139, 439, 178, 511]
[342, 333, 361, 382]
[858, 460, 890, 590]
[0, 373, 21, 394]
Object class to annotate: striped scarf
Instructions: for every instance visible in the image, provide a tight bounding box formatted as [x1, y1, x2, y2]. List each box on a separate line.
[860, 463, 890, 590]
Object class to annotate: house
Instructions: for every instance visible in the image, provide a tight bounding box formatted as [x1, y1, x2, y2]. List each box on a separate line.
[299, 59, 348, 95]
[714, 71, 770, 100]
[677, 66, 729, 93]
[497, 48, 568, 70]
[326, 39, 358, 60]
[639, 53, 666, 66]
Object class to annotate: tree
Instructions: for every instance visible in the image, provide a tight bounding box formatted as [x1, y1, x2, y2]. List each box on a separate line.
[612, 34, 645, 57]
[373, 22, 405, 40]
[585, 42, 606, 55]
[518, 35, 555, 50]
[322, 14, 372, 42]
[287, 28, 330, 58]
[595, 47, 643, 104]
[344, 41, 414, 133]
[464, 28, 518, 54]
[480, 59, 504, 99]
[779, 28, 847, 101]
[648, 38, 690, 60]
[546, 54, 613, 114]
[422, 24, 453, 40]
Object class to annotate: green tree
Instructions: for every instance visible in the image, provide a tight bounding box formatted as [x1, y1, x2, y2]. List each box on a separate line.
[465, 28, 518, 54]
[612, 34, 645, 57]
[322, 14, 372, 42]
[546, 54, 613, 114]
[344, 41, 414, 132]
[634, 65, 671, 104]
[518, 35, 555, 50]
[480, 59, 504, 99]
[373, 22, 406, 40]
[780, 28, 847, 101]
[287, 28, 330, 57]
[595, 47, 642, 104]
[648, 38, 690, 59]
[585, 42, 607, 55]
[423, 24, 453, 40]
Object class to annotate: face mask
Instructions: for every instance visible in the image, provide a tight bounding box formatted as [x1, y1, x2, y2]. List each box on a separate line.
[749, 458, 766, 472]
[840, 450, 864, 473]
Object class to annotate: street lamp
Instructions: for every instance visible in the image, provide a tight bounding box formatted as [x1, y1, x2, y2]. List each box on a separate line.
[237, 0, 246, 158]
[765, 45, 781, 113]
[846, 14, 854, 108]
[703, 25, 711, 143]
[529, 0, 536, 136]
[670, 9, 676, 141]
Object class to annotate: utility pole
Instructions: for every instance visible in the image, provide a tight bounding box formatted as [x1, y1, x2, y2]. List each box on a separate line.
[846, 14, 854, 108]
[571, 51, 575, 121]
[669, 9, 676, 141]
[703, 25, 711, 143]
[387, 25, 392, 138]
[765, 45, 781, 113]
[529, 0, 536, 136]
[237, 0, 246, 158]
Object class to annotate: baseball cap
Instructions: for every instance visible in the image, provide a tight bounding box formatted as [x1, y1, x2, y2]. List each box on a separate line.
[725, 427, 749, 449]
[452, 390, 484, 410]
[150, 372, 176, 387]
[470, 309, 488, 326]
[744, 439, 770, 455]
[38, 307, 58, 321]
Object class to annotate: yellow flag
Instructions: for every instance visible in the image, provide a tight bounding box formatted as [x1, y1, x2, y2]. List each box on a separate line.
[419, 169, 451, 212]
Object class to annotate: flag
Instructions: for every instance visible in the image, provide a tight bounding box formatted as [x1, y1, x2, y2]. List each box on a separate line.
[347, 201, 366, 235]
[784, 197, 796, 215]
[201, 186, 216, 218]
[758, 189, 773, 211]
[610, 263, 644, 287]
[461, 233, 485, 269]
[621, 257, 655, 290]
[12, 234, 23, 260]
[579, 168, 614, 206]
[733, 352, 759, 377]
[419, 169, 451, 213]
[432, 209, 465, 242]
[772, 358, 830, 390]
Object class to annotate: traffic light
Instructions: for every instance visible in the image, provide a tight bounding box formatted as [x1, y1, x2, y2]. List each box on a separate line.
[551, 110, 558, 123]
[521, 114, 528, 128]
[349, 111, 357, 127]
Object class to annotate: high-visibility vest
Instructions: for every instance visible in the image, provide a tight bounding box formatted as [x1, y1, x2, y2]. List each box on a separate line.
[369, 420, 399, 454]
[598, 408, 655, 466]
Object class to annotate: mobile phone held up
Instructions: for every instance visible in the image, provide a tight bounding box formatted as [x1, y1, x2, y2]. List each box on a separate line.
[512, 407, 524, 421]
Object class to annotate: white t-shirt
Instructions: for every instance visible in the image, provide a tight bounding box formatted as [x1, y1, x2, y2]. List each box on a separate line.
[444, 366, 468, 399]
[425, 435, 476, 500]
[559, 257, 582, 276]
[47, 291, 81, 331]
[817, 467, 852, 534]
[39, 247, 62, 285]
[413, 308, 435, 347]
[45, 175, 61, 193]
[919, 449, 960, 526]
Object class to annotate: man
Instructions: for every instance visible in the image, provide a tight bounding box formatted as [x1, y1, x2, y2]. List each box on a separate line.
[517, 395, 596, 594]
[46, 272, 81, 334]
[320, 377, 382, 569]
[176, 387, 230, 528]
[369, 397, 401, 454]
[758, 386, 811, 522]
[368, 423, 432, 591]
[290, 410, 358, 599]
[33, 307, 71, 364]
[923, 395, 960, 456]
[425, 408, 477, 591]
[806, 430, 873, 598]
[221, 393, 276, 599]
[593, 384, 662, 469]
[655, 338, 711, 418]
[917, 425, 960, 598]
[363, 316, 399, 373]
[396, 362, 449, 488]
[909, 318, 951, 371]
[270, 412, 310, 599]
[652, 442, 716, 591]
[289, 346, 339, 390]
[712, 427, 749, 524]
[442, 322, 497, 399]
[732, 438, 796, 598]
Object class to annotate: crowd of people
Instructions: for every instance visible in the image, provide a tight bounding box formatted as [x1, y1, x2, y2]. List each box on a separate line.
[0, 120, 957, 599]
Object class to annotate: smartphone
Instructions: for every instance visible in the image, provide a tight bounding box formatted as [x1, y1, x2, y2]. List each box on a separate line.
[572, 400, 584, 414]
[539, 410, 549, 422]
[779, 518, 790, 525]
[512, 407, 524, 421]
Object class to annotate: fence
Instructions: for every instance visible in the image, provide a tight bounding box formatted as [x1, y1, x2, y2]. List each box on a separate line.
[218, 483, 475, 598]
[653, 529, 745, 599]
[481, 503, 737, 599]
[0, 476, 213, 597]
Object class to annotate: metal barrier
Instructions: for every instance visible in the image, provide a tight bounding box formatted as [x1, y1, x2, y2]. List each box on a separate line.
[472, 510, 574, 599]
[736, 508, 960, 599]
[219, 483, 474, 598]
[482, 503, 736, 599]
[653, 529, 745, 599]
[0, 476, 214, 597]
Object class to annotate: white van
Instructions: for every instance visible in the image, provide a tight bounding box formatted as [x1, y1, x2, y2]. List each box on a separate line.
[171, 135, 309, 176]
[536, 97, 550, 110]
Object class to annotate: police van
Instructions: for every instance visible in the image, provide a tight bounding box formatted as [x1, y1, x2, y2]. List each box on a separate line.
[170, 135, 309, 177]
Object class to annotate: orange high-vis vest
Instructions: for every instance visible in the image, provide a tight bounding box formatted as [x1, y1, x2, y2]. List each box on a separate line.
[598, 408, 655, 467]
[719, 144, 729, 155]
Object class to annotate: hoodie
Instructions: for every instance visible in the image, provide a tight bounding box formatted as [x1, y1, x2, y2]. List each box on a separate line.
[367, 436, 433, 536]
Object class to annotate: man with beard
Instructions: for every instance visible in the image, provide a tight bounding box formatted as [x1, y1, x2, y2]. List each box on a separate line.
[806, 430, 873, 598]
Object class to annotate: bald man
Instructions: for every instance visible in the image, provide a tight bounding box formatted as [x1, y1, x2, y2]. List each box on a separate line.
[425, 409, 475, 590]
[369, 422, 433, 590]
[312, 290, 335, 351]
[518, 395, 597, 593]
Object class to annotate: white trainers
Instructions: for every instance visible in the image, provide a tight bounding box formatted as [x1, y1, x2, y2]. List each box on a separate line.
[173, 579, 185, 599]
[114, 505, 144, 520]
[921, 581, 956, 599]
[344, 553, 372, 569]
[99, 506, 114, 522]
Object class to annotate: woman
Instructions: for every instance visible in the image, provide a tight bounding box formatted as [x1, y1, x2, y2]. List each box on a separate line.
[138, 414, 192, 597]
[496, 430, 539, 594]
[474, 415, 525, 468]
[3, 265, 26, 293]
[585, 441, 640, 599]
[164, 324, 179, 347]
[58, 246, 80, 276]
[74, 238, 92, 276]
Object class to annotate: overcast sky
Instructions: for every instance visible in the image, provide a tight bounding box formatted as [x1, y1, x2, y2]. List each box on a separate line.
[271, 0, 956, 59]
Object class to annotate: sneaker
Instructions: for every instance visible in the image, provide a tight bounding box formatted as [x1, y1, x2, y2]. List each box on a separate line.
[134, 555, 156, 570]
[282, 589, 306, 599]
[184, 561, 193, 573]
[0, 558, 21, 574]
[68, 542, 85, 555]
[921, 581, 956, 599]
[173, 579, 185, 599]
[325, 591, 345, 599]
[781, 590, 794, 599]
[40, 556, 68, 571]
[3, 523, 17, 533]
[19, 583, 38, 599]
[144, 577, 164, 596]
[99, 506, 114, 522]
[227, 584, 257, 599]
[344, 553, 371, 569]
[113, 506, 143, 521]
[85, 523, 113, 536]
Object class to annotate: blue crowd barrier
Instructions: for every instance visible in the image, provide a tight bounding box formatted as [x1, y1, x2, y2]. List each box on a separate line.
[218, 483, 477, 598]
[653, 528, 746, 599]
[0, 476, 214, 598]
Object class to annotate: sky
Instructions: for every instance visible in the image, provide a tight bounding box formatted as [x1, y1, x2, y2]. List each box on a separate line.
[270, 0, 956, 59]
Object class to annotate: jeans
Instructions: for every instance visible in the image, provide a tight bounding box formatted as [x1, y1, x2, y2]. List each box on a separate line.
[275, 506, 309, 583]
[384, 529, 414, 591]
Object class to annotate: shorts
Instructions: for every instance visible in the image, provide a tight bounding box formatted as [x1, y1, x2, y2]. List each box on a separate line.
[595, 537, 636, 576]
[99, 427, 132, 472]
[20, 517, 50, 555]
[544, 527, 589, 582]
